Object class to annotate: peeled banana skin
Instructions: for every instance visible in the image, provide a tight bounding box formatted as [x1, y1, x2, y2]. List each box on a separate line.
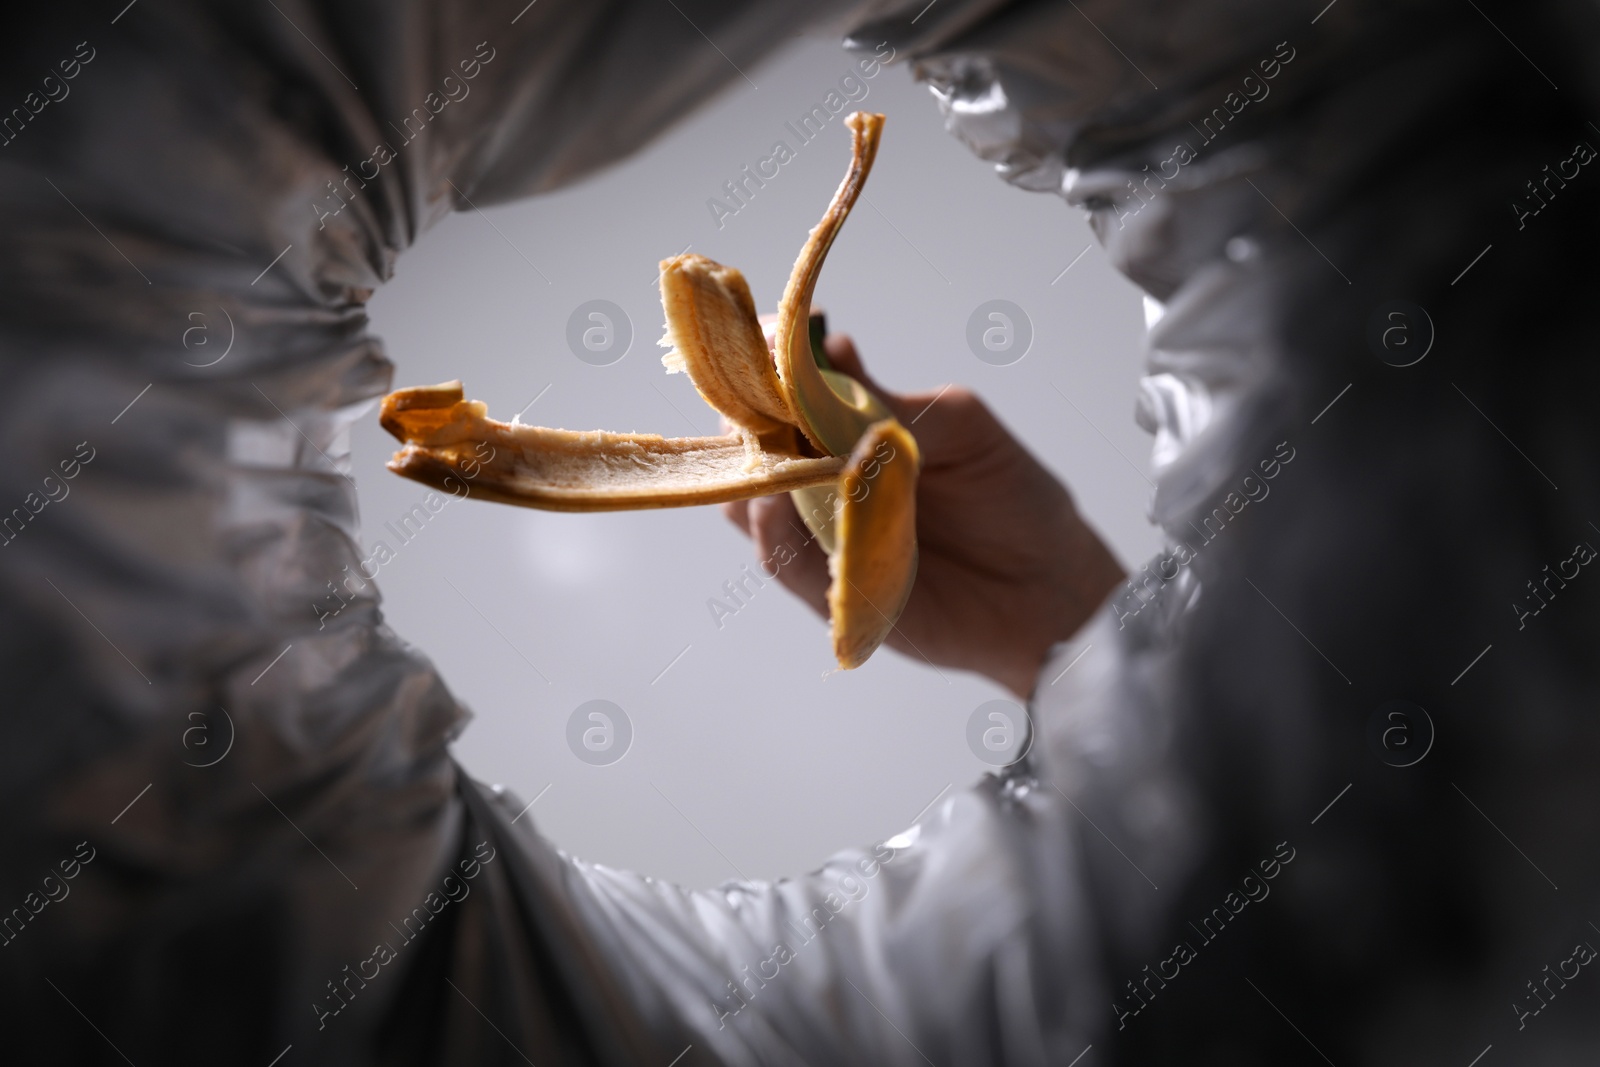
[381, 112, 918, 668]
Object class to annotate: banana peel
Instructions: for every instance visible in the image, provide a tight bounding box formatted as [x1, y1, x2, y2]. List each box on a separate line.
[380, 111, 918, 669]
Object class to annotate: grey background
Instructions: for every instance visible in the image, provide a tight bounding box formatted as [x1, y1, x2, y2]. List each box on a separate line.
[352, 34, 1162, 888]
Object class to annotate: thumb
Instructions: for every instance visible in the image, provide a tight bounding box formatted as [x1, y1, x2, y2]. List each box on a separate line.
[821, 333, 917, 424]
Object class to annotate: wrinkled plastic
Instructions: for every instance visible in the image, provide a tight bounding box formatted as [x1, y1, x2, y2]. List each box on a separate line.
[5, 0, 1600, 1064]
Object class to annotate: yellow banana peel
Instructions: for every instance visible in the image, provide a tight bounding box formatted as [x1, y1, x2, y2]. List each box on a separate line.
[380, 111, 918, 669]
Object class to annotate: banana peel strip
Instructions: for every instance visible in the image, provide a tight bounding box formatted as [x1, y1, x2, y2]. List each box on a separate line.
[380, 111, 918, 668]
[773, 112, 891, 456]
[380, 382, 844, 512]
[829, 420, 919, 670]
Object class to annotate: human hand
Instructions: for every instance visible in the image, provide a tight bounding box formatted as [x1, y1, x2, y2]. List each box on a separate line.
[723, 333, 1126, 699]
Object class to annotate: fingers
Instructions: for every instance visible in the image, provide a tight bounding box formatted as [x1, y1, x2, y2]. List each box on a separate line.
[812, 331, 1024, 479]
[890, 385, 1000, 466]
[722, 498, 753, 536]
[821, 333, 868, 382]
[823, 333, 904, 418]
[821, 333, 920, 425]
[746, 494, 831, 618]
[721, 492, 831, 619]
[822, 332, 977, 446]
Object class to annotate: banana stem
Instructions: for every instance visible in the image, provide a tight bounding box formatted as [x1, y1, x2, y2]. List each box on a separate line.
[808, 310, 830, 370]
